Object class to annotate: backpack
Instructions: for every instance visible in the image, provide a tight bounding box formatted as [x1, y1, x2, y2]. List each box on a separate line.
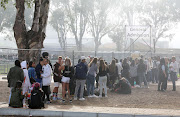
[29, 90, 44, 109]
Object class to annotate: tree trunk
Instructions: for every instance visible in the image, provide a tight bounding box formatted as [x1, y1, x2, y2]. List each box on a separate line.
[13, 0, 28, 62]
[13, 0, 49, 63]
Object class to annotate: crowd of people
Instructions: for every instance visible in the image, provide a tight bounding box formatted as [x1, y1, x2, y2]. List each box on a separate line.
[7, 52, 179, 109]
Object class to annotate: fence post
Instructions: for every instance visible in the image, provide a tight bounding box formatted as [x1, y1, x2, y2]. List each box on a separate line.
[72, 50, 75, 66]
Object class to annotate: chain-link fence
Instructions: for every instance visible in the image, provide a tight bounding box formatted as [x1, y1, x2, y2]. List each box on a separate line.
[1, 48, 180, 74]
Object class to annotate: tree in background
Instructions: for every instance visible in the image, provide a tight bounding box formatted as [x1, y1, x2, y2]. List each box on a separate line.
[1, 0, 50, 63]
[59, 0, 90, 51]
[138, 0, 180, 53]
[88, 0, 116, 51]
[50, 8, 69, 51]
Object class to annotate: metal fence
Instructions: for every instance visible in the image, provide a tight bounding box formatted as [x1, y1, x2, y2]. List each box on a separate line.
[1, 48, 180, 74]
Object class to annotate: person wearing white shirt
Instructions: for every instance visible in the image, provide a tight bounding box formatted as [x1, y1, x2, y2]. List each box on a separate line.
[116, 59, 123, 78]
[41, 58, 52, 103]
[169, 56, 178, 91]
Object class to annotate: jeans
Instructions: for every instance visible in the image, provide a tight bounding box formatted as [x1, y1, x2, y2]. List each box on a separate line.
[99, 76, 107, 96]
[138, 72, 148, 87]
[86, 74, 95, 96]
[152, 68, 158, 83]
[74, 79, 86, 98]
[170, 72, 177, 91]
[147, 71, 152, 82]
[8, 87, 13, 105]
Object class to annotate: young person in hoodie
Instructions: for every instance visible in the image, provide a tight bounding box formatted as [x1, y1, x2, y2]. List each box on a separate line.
[74, 56, 88, 101]
[41, 58, 52, 104]
[21, 61, 31, 108]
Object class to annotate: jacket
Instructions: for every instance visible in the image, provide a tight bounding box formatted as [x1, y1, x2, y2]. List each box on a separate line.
[75, 62, 88, 80]
[7, 66, 24, 87]
[63, 66, 74, 78]
[41, 64, 52, 86]
[35, 63, 42, 79]
[129, 65, 137, 77]
[28, 67, 36, 79]
[53, 62, 61, 82]
[9, 88, 24, 108]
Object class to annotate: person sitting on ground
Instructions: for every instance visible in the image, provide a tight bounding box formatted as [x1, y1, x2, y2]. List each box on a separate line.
[113, 77, 131, 94]
[29, 82, 44, 109]
[9, 81, 26, 108]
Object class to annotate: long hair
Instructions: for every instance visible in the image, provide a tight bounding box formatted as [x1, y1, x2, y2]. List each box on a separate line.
[160, 58, 165, 66]
[130, 60, 135, 67]
[109, 59, 116, 73]
[99, 59, 107, 71]
[88, 57, 98, 67]
[65, 58, 71, 66]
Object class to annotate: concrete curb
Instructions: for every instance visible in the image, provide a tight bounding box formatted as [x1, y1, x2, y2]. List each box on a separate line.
[0, 108, 177, 117]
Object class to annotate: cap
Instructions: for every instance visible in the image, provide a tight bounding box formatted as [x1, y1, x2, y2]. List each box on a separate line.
[81, 56, 86, 60]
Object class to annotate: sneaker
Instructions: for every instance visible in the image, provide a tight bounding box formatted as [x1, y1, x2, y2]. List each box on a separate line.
[88, 95, 92, 98]
[57, 97, 62, 100]
[74, 97, 77, 100]
[53, 97, 57, 101]
[46, 101, 51, 104]
[79, 98, 85, 101]
[61, 100, 65, 103]
[69, 100, 72, 103]
[99, 95, 102, 98]
[91, 95, 98, 98]
[105, 95, 108, 98]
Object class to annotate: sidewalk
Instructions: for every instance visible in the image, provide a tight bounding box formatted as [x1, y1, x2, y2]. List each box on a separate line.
[0, 103, 180, 117]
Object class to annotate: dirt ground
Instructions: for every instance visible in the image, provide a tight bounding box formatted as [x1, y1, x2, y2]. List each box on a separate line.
[1, 81, 180, 110]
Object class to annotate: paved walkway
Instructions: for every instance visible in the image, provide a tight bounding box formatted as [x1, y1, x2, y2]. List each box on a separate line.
[0, 103, 180, 116]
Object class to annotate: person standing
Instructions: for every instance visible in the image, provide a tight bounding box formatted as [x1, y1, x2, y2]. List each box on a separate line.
[28, 61, 36, 80]
[129, 60, 138, 87]
[7, 60, 24, 105]
[170, 56, 178, 91]
[61, 58, 74, 103]
[98, 59, 108, 97]
[74, 56, 88, 101]
[52, 56, 63, 101]
[122, 58, 130, 82]
[137, 59, 148, 88]
[116, 59, 123, 78]
[35, 58, 44, 86]
[109, 59, 119, 88]
[86, 57, 98, 97]
[41, 58, 52, 104]
[21, 61, 31, 108]
[158, 58, 167, 91]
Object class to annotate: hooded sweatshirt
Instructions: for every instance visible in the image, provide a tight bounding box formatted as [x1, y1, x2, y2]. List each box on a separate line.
[21, 61, 31, 94]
